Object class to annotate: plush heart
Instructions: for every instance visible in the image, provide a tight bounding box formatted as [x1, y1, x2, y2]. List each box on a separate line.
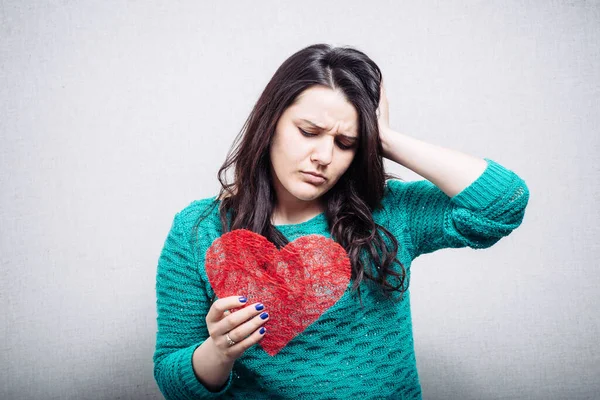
[205, 229, 351, 356]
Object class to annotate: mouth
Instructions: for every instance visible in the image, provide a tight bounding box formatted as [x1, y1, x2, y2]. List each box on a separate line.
[301, 171, 327, 184]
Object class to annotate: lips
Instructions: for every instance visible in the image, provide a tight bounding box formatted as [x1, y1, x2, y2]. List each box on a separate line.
[302, 171, 326, 179]
[301, 172, 326, 184]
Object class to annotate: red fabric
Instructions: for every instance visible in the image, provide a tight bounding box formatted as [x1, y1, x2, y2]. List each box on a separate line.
[205, 229, 351, 356]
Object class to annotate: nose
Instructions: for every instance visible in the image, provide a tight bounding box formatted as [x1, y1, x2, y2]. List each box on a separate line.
[310, 123, 340, 166]
[310, 136, 335, 166]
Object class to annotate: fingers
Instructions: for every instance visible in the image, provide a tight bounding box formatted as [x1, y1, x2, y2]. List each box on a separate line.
[225, 309, 269, 343]
[226, 324, 267, 357]
[206, 295, 248, 324]
[204, 295, 270, 361]
[211, 301, 267, 337]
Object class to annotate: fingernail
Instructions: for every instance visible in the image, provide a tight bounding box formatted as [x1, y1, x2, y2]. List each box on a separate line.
[260, 327, 266, 334]
[260, 312, 269, 320]
[255, 303, 264, 311]
[239, 296, 247, 303]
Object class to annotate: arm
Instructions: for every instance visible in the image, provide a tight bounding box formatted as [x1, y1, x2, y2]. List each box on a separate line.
[381, 156, 529, 258]
[376, 80, 489, 197]
[376, 84, 529, 258]
[381, 129, 488, 198]
[379, 129, 530, 258]
[153, 210, 233, 399]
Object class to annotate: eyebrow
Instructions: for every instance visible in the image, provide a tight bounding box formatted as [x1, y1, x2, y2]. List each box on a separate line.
[300, 119, 358, 141]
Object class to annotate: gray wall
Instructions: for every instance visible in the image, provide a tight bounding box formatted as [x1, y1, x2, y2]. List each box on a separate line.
[1, 1, 598, 399]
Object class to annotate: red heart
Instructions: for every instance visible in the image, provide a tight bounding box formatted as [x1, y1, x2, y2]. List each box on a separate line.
[205, 229, 351, 356]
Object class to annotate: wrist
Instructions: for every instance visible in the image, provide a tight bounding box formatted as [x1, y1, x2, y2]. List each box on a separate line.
[203, 337, 235, 366]
[379, 127, 392, 159]
[192, 338, 235, 391]
[380, 128, 404, 162]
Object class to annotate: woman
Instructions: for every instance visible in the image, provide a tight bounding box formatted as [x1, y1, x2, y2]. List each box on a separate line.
[153, 43, 529, 399]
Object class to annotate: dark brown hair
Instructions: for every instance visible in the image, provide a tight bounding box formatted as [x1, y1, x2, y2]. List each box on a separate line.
[195, 43, 408, 300]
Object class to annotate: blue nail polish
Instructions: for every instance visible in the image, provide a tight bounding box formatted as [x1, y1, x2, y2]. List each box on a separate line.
[255, 303, 264, 311]
[260, 327, 266, 334]
[239, 296, 248, 303]
[260, 312, 269, 320]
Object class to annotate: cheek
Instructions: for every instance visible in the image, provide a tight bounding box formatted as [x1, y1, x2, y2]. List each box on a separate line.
[270, 132, 302, 171]
[280, 131, 308, 160]
[336, 152, 356, 171]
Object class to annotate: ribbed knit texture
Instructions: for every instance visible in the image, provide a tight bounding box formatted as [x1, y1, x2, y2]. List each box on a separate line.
[153, 158, 530, 399]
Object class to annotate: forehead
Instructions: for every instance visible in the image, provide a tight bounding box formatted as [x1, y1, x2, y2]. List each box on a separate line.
[289, 86, 358, 136]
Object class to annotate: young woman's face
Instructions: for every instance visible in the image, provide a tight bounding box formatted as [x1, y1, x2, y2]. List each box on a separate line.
[269, 85, 359, 206]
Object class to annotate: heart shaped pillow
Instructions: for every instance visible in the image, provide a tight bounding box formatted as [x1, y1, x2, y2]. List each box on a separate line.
[205, 229, 351, 356]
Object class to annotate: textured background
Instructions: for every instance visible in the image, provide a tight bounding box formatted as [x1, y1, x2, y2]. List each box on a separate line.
[1, 1, 598, 399]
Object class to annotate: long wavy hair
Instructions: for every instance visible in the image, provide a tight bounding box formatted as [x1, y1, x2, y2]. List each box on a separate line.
[195, 43, 408, 301]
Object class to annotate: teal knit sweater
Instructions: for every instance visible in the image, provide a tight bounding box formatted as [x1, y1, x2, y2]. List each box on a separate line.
[153, 158, 529, 399]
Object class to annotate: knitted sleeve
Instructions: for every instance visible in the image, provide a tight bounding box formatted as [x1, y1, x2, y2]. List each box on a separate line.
[153, 209, 232, 399]
[383, 158, 530, 259]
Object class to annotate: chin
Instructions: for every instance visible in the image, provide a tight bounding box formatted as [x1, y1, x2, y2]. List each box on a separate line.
[288, 183, 325, 201]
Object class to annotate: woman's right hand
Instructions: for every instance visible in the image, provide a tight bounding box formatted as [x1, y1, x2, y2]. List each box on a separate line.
[205, 295, 269, 362]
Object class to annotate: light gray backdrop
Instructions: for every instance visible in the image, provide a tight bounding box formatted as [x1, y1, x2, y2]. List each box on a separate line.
[1, 1, 598, 399]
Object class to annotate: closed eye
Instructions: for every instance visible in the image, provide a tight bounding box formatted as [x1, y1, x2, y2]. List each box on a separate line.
[299, 128, 356, 150]
[299, 128, 317, 137]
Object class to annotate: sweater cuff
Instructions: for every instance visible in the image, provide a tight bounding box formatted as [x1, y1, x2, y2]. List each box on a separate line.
[179, 343, 233, 398]
[450, 158, 516, 210]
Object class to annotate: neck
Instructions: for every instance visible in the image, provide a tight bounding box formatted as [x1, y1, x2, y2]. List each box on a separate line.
[271, 199, 324, 225]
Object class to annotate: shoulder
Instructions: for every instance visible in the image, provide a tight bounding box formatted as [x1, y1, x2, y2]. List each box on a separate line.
[383, 178, 406, 197]
[379, 178, 433, 210]
[374, 177, 441, 228]
[172, 196, 224, 244]
[384, 177, 434, 196]
[176, 196, 220, 222]
[372, 178, 410, 224]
